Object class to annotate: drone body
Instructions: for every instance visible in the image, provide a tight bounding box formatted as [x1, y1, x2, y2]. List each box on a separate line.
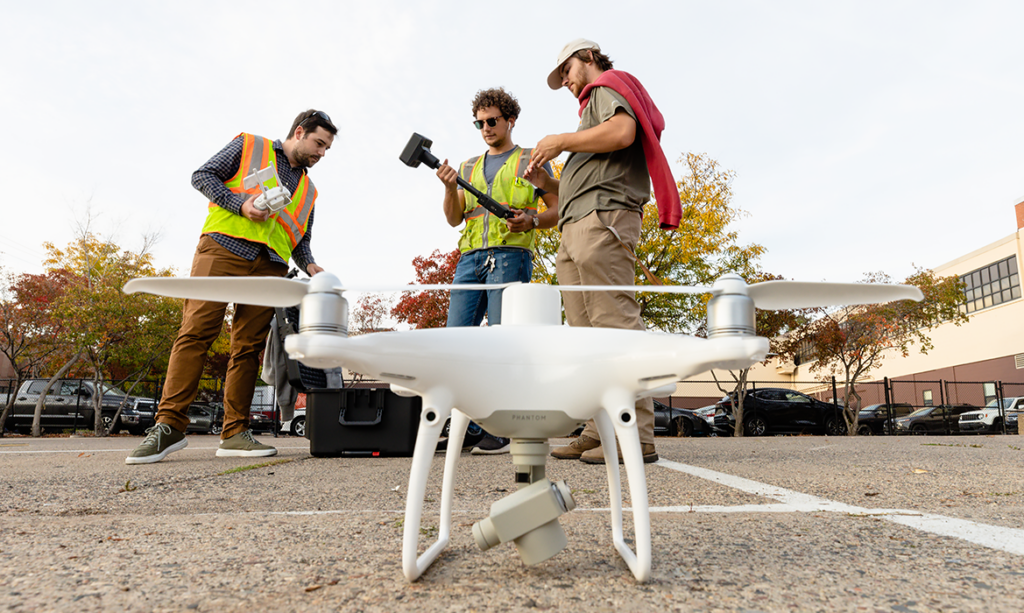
[123, 271, 922, 583]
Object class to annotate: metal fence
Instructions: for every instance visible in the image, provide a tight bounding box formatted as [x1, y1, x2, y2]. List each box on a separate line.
[670, 376, 1024, 436]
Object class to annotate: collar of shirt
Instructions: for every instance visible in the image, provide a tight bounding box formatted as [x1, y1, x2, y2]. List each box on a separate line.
[273, 139, 308, 194]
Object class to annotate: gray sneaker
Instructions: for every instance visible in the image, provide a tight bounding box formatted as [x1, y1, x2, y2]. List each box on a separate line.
[125, 423, 188, 465]
[216, 429, 277, 458]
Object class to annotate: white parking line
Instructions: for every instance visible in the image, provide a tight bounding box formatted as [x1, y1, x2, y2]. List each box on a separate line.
[0, 446, 311, 454]
[654, 459, 1024, 557]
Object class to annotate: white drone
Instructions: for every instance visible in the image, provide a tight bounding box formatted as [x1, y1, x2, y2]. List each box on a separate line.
[123, 273, 921, 583]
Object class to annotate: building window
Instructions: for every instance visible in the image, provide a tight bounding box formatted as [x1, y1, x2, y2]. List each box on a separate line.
[923, 390, 933, 406]
[960, 255, 1021, 314]
[983, 382, 997, 406]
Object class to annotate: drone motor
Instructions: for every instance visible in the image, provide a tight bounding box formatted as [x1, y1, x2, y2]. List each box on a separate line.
[706, 274, 756, 338]
[298, 273, 349, 337]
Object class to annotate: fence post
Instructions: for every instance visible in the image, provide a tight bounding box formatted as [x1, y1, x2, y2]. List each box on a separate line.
[883, 377, 893, 436]
[996, 381, 1006, 435]
[831, 376, 838, 407]
[942, 380, 951, 434]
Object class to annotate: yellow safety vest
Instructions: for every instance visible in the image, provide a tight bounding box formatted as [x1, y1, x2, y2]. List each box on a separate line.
[200, 133, 316, 262]
[457, 146, 539, 254]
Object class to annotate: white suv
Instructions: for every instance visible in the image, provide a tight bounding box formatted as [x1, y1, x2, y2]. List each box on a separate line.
[958, 397, 1024, 434]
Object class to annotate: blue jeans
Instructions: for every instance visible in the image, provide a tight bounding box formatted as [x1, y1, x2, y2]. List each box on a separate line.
[446, 248, 533, 327]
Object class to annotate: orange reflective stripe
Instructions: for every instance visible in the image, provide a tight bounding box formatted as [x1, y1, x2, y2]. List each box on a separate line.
[464, 206, 486, 220]
[460, 156, 481, 183]
[292, 178, 315, 227]
[515, 148, 532, 178]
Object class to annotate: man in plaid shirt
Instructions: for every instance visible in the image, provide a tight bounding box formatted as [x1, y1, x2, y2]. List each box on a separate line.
[127, 110, 336, 464]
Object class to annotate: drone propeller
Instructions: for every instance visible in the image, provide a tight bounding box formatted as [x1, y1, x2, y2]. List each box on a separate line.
[560, 276, 923, 310]
[124, 274, 923, 311]
[123, 276, 311, 307]
[123, 275, 514, 307]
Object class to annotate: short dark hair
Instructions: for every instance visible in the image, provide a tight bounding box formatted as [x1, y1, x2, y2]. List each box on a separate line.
[571, 48, 614, 72]
[471, 88, 521, 120]
[288, 109, 338, 139]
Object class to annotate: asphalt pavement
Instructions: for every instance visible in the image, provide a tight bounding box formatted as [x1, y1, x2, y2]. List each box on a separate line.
[2, 432, 1023, 612]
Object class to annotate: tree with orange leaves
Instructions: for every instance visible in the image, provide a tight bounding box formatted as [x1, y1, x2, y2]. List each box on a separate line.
[390, 249, 461, 329]
[777, 268, 968, 435]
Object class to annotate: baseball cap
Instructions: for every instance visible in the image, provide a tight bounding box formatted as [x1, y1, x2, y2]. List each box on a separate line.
[547, 38, 600, 90]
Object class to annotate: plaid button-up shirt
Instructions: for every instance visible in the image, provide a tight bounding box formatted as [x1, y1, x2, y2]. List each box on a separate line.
[191, 136, 316, 272]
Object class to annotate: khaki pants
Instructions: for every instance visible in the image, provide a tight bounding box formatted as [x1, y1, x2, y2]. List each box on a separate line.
[156, 235, 287, 438]
[556, 209, 655, 445]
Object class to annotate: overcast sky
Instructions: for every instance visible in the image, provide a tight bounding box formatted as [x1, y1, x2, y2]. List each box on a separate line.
[3, 1, 1022, 298]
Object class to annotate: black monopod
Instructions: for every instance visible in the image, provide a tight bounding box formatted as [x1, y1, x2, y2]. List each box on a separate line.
[399, 133, 515, 219]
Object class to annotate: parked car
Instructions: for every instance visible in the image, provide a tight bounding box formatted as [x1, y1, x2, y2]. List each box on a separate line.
[2, 378, 152, 434]
[856, 403, 915, 435]
[653, 401, 715, 437]
[713, 388, 847, 436]
[120, 398, 158, 434]
[1008, 408, 1020, 434]
[957, 397, 1024, 434]
[248, 407, 276, 433]
[185, 402, 224, 435]
[894, 404, 976, 434]
[281, 407, 307, 437]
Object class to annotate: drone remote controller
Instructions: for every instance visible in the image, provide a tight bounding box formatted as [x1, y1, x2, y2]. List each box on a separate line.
[243, 165, 292, 213]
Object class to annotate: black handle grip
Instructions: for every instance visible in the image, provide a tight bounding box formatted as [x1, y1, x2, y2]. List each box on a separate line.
[453, 176, 515, 219]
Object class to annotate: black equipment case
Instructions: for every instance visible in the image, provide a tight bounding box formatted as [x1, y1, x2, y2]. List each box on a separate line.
[306, 387, 422, 457]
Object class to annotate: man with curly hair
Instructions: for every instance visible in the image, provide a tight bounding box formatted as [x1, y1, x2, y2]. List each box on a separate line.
[434, 87, 557, 455]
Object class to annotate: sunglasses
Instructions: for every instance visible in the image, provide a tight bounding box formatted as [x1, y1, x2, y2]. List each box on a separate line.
[300, 110, 336, 130]
[473, 116, 504, 130]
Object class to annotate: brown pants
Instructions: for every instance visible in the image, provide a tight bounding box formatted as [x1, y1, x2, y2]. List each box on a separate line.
[156, 235, 287, 438]
[556, 209, 655, 445]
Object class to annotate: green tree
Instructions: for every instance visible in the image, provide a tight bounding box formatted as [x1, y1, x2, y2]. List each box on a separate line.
[531, 153, 764, 332]
[38, 232, 181, 436]
[777, 268, 969, 435]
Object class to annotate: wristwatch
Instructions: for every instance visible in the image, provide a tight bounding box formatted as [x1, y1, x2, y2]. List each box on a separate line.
[532, 215, 539, 228]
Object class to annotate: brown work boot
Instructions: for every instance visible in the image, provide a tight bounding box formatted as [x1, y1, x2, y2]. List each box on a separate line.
[580, 443, 658, 465]
[550, 435, 601, 460]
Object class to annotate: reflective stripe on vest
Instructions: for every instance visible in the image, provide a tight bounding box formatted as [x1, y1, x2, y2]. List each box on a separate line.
[456, 146, 539, 254]
[200, 133, 316, 261]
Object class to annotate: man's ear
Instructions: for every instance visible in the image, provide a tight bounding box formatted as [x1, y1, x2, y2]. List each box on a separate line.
[292, 125, 306, 141]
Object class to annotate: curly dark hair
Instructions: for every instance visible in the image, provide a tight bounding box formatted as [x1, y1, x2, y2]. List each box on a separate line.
[471, 88, 521, 120]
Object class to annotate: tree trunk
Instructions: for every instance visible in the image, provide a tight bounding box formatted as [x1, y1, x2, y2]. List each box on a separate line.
[92, 369, 105, 436]
[31, 353, 83, 437]
[0, 373, 24, 437]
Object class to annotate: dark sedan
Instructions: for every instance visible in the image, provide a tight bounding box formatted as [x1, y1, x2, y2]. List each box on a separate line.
[713, 388, 847, 436]
[894, 404, 976, 435]
[856, 403, 915, 435]
[653, 401, 715, 437]
[186, 403, 224, 435]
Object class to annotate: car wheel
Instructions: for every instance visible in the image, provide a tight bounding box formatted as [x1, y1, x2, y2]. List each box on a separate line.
[744, 416, 767, 437]
[291, 417, 306, 438]
[911, 424, 927, 435]
[673, 417, 693, 438]
[101, 413, 121, 434]
[210, 422, 223, 435]
[857, 424, 872, 436]
[825, 416, 848, 436]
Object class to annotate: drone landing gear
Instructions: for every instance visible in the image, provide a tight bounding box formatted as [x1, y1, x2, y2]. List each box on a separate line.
[400, 401, 652, 583]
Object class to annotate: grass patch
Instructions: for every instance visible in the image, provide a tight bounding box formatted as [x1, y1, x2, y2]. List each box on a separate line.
[921, 443, 984, 448]
[217, 458, 293, 475]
